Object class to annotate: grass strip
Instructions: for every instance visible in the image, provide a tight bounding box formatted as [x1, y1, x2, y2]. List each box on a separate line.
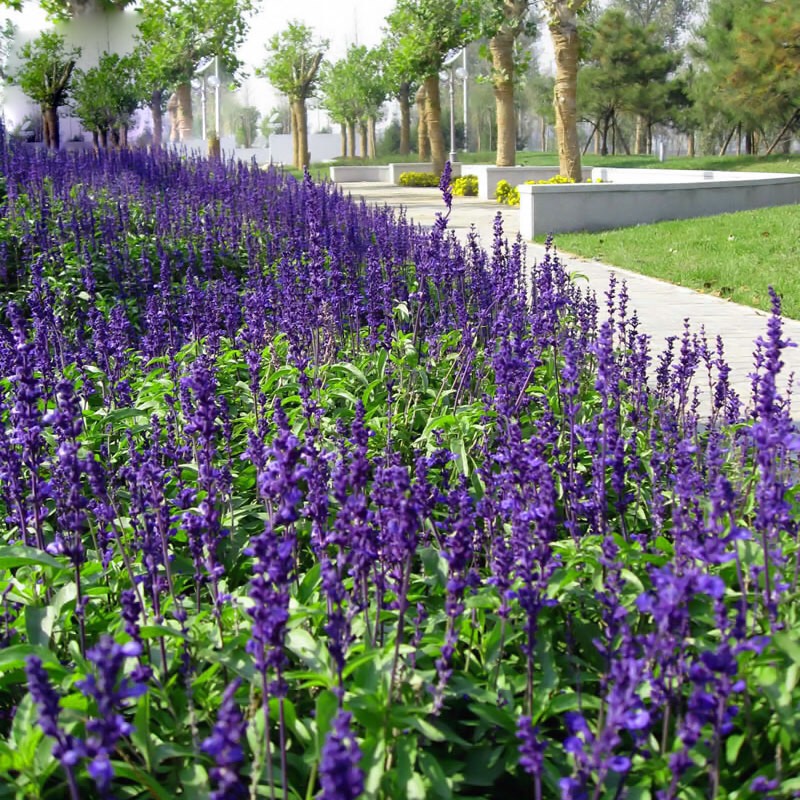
[538, 204, 800, 319]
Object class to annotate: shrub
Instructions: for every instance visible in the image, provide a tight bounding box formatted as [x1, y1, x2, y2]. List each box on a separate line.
[451, 174, 478, 196]
[496, 178, 520, 206]
[398, 171, 439, 187]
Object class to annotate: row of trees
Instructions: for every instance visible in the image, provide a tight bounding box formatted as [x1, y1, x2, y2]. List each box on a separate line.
[6, 0, 799, 178]
[5, 0, 254, 150]
[258, 1, 590, 178]
[261, 0, 799, 177]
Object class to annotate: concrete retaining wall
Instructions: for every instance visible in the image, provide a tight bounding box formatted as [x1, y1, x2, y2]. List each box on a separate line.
[460, 164, 593, 199]
[330, 166, 391, 182]
[329, 162, 463, 184]
[519, 169, 800, 239]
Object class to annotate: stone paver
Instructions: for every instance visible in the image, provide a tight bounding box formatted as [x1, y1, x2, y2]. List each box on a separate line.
[337, 180, 800, 413]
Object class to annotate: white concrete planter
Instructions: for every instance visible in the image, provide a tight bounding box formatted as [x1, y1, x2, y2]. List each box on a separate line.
[329, 166, 391, 182]
[329, 162, 463, 184]
[518, 169, 800, 239]
[460, 164, 593, 200]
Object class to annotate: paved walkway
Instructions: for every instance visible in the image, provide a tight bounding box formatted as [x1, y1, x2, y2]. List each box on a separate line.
[337, 181, 800, 413]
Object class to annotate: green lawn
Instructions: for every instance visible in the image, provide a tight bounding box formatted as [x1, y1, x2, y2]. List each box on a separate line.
[322, 150, 800, 174]
[537, 204, 800, 320]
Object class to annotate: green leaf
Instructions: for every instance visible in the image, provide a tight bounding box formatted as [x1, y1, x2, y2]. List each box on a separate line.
[131, 695, 154, 772]
[773, 632, 800, 665]
[286, 627, 329, 673]
[112, 760, 187, 800]
[726, 733, 745, 765]
[418, 750, 452, 799]
[0, 644, 63, 673]
[0, 545, 65, 571]
[314, 689, 340, 758]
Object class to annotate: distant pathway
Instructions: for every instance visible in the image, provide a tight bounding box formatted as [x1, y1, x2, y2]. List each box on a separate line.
[337, 180, 800, 414]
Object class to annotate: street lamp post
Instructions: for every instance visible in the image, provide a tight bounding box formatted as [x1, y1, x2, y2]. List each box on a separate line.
[440, 62, 466, 163]
[462, 48, 468, 152]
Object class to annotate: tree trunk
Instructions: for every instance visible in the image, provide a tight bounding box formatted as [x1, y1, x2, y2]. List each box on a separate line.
[291, 105, 299, 168]
[424, 74, 446, 174]
[600, 114, 610, 156]
[346, 121, 356, 158]
[766, 111, 799, 156]
[167, 93, 179, 142]
[44, 106, 59, 150]
[415, 85, 429, 160]
[292, 99, 309, 169]
[120, 125, 128, 149]
[549, 7, 583, 182]
[634, 115, 647, 154]
[92, 129, 99, 152]
[150, 89, 163, 149]
[99, 128, 108, 150]
[490, 30, 517, 167]
[398, 81, 411, 155]
[540, 117, 547, 152]
[359, 121, 368, 161]
[687, 131, 695, 157]
[175, 82, 193, 142]
[368, 117, 377, 159]
[341, 123, 348, 157]
[718, 125, 736, 156]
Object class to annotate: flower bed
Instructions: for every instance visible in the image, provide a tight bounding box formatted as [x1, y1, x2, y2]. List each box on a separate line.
[0, 139, 797, 800]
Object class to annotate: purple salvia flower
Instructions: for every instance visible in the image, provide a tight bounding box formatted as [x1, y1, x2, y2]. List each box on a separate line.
[201, 679, 248, 800]
[75, 637, 147, 799]
[318, 710, 364, 800]
[25, 656, 83, 800]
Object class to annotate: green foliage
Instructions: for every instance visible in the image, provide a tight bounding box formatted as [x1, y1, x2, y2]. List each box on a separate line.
[135, 0, 253, 92]
[399, 171, 440, 187]
[578, 9, 680, 149]
[495, 178, 519, 205]
[321, 45, 387, 128]
[610, 0, 697, 48]
[11, 31, 80, 108]
[71, 52, 141, 137]
[232, 105, 260, 147]
[687, 0, 800, 147]
[386, 0, 481, 80]
[451, 174, 478, 196]
[257, 21, 328, 103]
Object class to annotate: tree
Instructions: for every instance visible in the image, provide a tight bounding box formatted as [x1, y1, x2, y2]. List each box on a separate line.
[543, 0, 592, 181]
[231, 105, 260, 148]
[136, 0, 253, 144]
[610, 0, 696, 48]
[475, 1, 538, 166]
[381, 32, 420, 156]
[72, 51, 141, 149]
[321, 50, 364, 158]
[579, 9, 679, 155]
[524, 64, 556, 151]
[11, 31, 80, 150]
[727, 0, 800, 154]
[258, 22, 328, 170]
[386, 0, 479, 174]
[690, 0, 773, 155]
